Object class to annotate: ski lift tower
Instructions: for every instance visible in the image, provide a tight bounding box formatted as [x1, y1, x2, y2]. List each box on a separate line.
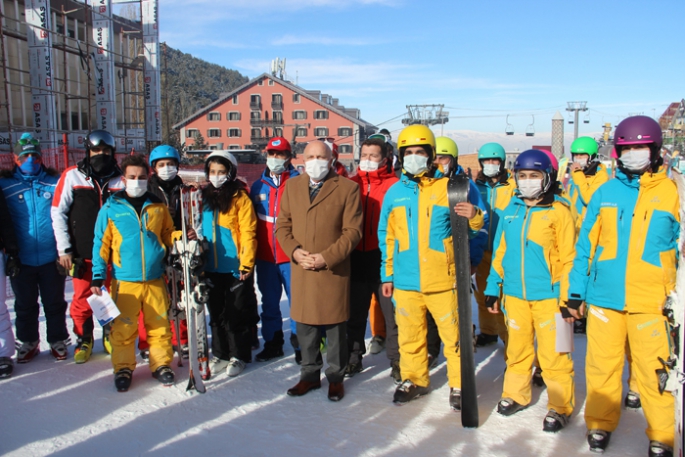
[402, 104, 449, 135]
[566, 101, 589, 140]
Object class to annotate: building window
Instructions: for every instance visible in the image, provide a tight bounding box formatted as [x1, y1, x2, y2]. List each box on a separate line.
[295, 127, 308, 138]
[250, 94, 261, 110]
[274, 128, 283, 137]
[207, 129, 221, 138]
[208, 112, 221, 121]
[292, 93, 300, 103]
[228, 129, 241, 138]
[258, 79, 263, 86]
[251, 128, 262, 139]
[232, 95, 239, 105]
[228, 112, 241, 121]
[229, 144, 240, 150]
[187, 129, 199, 138]
[314, 127, 329, 137]
[339, 145, 352, 154]
[314, 110, 329, 120]
[250, 111, 261, 120]
[268, 79, 274, 86]
[293, 110, 307, 120]
[271, 94, 283, 110]
[338, 127, 353, 137]
[273, 111, 283, 122]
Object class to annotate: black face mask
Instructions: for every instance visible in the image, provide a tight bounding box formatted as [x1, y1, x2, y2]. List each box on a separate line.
[89, 154, 114, 175]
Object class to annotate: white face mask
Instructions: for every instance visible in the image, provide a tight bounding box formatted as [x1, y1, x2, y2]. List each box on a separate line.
[209, 175, 228, 188]
[573, 155, 589, 168]
[517, 178, 544, 199]
[125, 179, 148, 198]
[267, 157, 287, 175]
[156, 165, 178, 181]
[619, 147, 651, 173]
[358, 159, 380, 172]
[483, 163, 500, 177]
[441, 163, 451, 176]
[305, 159, 330, 181]
[403, 154, 429, 176]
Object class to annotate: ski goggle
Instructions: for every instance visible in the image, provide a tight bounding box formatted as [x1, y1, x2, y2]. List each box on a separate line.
[86, 131, 116, 150]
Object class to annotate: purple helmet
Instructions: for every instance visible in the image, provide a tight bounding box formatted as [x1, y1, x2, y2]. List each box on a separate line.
[514, 149, 554, 193]
[614, 115, 662, 157]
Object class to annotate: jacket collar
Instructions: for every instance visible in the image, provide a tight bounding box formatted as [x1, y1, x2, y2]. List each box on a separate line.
[356, 165, 396, 185]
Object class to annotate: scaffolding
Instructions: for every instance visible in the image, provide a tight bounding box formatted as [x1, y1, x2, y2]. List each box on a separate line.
[0, 0, 160, 157]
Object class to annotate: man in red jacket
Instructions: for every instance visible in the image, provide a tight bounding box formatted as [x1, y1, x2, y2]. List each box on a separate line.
[346, 137, 400, 380]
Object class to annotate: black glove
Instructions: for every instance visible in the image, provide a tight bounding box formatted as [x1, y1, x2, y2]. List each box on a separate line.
[91, 279, 104, 289]
[566, 299, 583, 310]
[560, 307, 573, 319]
[485, 295, 498, 310]
[5, 254, 20, 278]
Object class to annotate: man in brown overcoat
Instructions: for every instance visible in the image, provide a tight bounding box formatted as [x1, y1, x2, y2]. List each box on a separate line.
[276, 140, 362, 402]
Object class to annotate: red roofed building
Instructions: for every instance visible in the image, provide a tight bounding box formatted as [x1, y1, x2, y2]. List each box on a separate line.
[172, 73, 376, 168]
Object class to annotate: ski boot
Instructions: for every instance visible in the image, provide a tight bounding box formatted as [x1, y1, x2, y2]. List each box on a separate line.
[344, 360, 363, 378]
[449, 388, 461, 411]
[532, 367, 546, 387]
[152, 366, 175, 386]
[368, 335, 386, 354]
[227, 358, 246, 377]
[648, 441, 673, 457]
[50, 340, 68, 361]
[624, 390, 641, 409]
[0, 357, 14, 379]
[115, 368, 133, 392]
[393, 380, 430, 405]
[543, 409, 569, 432]
[16, 340, 39, 363]
[587, 429, 611, 453]
[74, 338, 93, 364]
[256, 331, 285, 362]
[497, 397, 527, 416]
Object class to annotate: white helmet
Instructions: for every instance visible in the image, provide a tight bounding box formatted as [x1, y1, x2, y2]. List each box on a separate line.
[206, 150, 238, 169]
[205, 151, 238, 182]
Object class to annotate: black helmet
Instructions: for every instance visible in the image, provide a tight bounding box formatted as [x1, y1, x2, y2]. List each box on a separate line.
[84, 130, 116, 155]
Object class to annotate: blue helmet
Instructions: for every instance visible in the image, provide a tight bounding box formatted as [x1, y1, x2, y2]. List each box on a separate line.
[149, 145, 180, 167]
[513, 149, 554, 193]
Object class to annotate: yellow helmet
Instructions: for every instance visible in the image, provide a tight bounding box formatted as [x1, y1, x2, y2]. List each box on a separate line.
[397, 125, 436, 159]
[435, 136, 458, 158]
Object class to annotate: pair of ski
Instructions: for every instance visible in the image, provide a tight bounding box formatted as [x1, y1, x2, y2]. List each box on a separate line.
[168, 186, 210, 393]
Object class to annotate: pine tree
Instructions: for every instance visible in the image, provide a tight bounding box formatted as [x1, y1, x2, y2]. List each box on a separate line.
[191, 132, 209, 151]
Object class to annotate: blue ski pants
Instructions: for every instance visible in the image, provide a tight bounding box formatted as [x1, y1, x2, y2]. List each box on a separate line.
[255, 259, 295, 342]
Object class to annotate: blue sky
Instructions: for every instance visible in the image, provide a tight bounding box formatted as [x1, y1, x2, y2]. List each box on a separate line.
[159, 0, 684, 150]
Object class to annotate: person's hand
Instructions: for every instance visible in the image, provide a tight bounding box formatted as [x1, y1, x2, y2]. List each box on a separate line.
[5, 254, 21, 278]
[239, 270, 252, 281]
[566, 299, 585, 320]
[59, 253, 73, 271]
[454, 202, 477, 219]
[308, 253, 327, 270]
[293, 248, 312, 269]
[187, 228, 198, 240]
[90, 286, 103, 296]
[382, 282, 394, 298]
[569, 162, 582, 172]
[485, 295, 499, 313]
[561, 306, 575, 323]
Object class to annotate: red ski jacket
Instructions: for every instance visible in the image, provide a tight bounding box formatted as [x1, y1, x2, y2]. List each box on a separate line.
[351, 165, 399, 252]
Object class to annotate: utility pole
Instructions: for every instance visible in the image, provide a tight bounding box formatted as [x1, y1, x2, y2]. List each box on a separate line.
[402, 104, 449, 135]
[566, 101, 588, 140]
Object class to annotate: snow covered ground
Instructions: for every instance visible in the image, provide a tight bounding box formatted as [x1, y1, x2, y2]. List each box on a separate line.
[1, 278, 649, 457]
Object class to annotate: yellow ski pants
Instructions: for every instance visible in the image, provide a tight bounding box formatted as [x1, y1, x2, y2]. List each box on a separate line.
[394, 288, 461, 388]
[110, 278, 173, 373]
[502, 295, 575, 415]
[585, 306, 674, 446]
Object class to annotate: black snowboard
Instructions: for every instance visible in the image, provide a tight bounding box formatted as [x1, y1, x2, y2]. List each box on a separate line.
[447, 174, 479, 428]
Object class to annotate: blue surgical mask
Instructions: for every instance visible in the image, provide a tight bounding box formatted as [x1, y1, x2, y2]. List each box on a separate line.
[19, 156, 41, 175]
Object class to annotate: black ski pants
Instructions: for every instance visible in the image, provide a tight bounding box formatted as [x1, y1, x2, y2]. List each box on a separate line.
[348, 279, 398, 365]
[11, 262, 68, 344]
[205, 272, 258, 363]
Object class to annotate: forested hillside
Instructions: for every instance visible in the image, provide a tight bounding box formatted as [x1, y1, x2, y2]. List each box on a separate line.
[161, 44, 249, 148]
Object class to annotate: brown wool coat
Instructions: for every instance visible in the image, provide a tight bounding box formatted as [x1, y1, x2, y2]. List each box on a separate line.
[275, 170, 363, 325]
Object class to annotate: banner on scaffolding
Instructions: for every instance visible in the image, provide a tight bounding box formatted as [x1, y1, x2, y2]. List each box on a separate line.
[24, 0, 58, 149]
[90, 0, 118, 134]
[142, 0, 161, 142]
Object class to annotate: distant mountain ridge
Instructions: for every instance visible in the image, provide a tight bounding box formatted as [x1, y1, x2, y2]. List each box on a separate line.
[161, 44, 249, 148]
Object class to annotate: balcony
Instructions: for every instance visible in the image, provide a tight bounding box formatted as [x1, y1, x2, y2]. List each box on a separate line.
[250, 119, 284, 127]
[251, 136, 270, 144]
[250, 101, 262, 110]
[271, 101, 284, 110]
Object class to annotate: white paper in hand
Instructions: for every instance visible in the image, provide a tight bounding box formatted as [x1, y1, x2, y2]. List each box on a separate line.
[86, 287, 121, 327]
[555, 313, 574, 353]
